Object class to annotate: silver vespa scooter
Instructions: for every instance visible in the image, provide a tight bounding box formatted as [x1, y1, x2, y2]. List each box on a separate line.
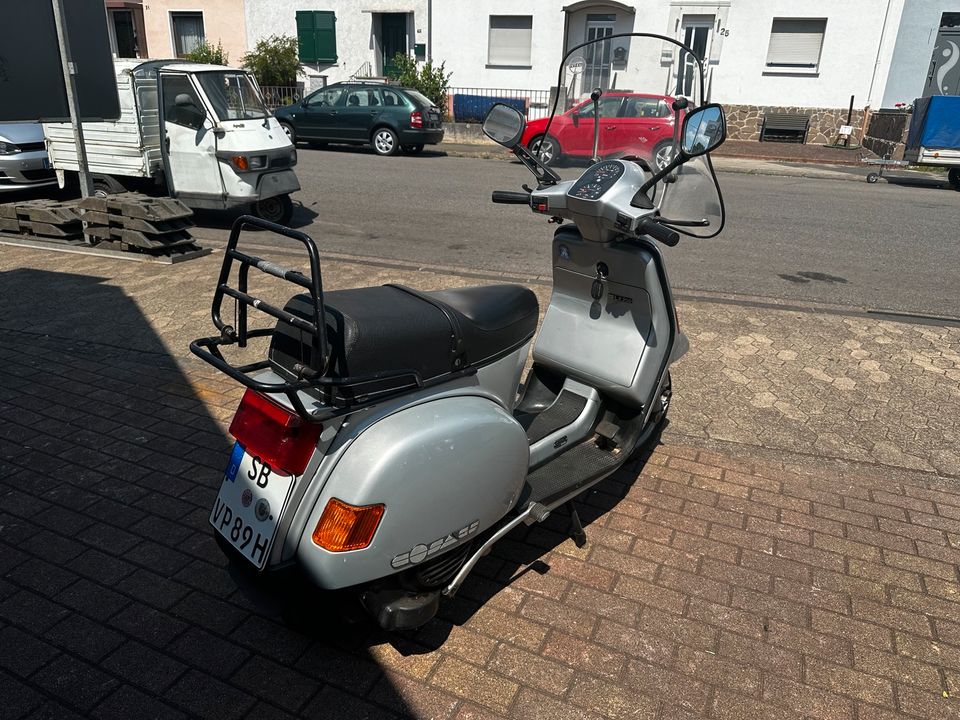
[190, 32, 728, 630]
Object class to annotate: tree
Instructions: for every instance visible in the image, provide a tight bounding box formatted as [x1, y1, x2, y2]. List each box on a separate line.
[388, 54, 452, 118]
[242, 35, 300, 87]
[184, 40, 228, 66]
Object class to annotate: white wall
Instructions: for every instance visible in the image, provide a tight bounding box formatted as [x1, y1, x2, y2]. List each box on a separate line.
[881, 0, 960, 106]
[244, 0, 428, 86]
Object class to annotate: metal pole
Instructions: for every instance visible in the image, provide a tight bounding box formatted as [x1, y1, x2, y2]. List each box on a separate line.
[844, 94, 854, 147]
[51, 0, 94, 198]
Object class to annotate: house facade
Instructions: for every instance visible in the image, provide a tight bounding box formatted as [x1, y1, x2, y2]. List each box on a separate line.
[140, 0, 249, 64]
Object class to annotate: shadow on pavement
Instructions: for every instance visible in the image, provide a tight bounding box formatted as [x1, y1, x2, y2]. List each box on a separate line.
[0, 268, 416, 718]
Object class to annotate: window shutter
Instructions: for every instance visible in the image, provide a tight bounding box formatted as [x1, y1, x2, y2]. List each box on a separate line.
[488, 16, 533, 66]
[297, 11, 317, 63]
[314, 11, 337, 64]
[765, 18, 826, 67]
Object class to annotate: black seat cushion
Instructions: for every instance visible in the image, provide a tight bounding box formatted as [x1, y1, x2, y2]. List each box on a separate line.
[269, 284, 538, 383]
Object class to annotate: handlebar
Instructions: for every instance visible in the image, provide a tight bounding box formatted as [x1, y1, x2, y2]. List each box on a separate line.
[637, 217, 680, 247]
[491, 190, 531, 205]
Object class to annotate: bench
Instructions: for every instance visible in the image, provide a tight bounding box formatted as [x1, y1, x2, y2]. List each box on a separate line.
[760, 113, 810, 143]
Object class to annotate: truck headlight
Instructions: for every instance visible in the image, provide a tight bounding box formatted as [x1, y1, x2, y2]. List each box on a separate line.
[249, 155, 266, 170]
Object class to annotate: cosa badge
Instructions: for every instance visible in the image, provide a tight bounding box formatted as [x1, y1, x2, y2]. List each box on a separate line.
[391, 520, 480, 569]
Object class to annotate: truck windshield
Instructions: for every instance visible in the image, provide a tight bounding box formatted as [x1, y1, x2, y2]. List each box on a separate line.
[197, 72, 269, 120]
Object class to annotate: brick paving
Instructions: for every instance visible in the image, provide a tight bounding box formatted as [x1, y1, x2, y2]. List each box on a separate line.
[1, 246, 960, 719]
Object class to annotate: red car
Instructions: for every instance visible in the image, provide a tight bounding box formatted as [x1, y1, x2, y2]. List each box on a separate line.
[521, 93, 679, 169]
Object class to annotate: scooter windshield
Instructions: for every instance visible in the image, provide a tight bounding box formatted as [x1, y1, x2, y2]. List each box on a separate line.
[536, 33, 724, 238]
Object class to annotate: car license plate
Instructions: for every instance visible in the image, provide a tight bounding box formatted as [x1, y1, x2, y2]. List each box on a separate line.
[209, 442, 295, 569]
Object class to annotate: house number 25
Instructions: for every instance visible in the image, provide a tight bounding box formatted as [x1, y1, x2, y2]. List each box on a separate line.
[719, 28, 730, 37]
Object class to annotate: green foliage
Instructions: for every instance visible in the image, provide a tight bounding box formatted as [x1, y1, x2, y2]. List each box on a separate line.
[387, 53, 452, 117]
[242, 35, 300, 87]
[184, 40, 229, 66]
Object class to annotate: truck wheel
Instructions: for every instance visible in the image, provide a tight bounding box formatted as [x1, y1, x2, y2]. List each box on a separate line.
[91, 175, 126, 198]
[372, 127, 399, 156]
[949, 168, 960, 189]
[252, 194, 294, 225]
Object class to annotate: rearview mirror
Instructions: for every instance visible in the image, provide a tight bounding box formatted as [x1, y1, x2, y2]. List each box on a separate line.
[482, 103, 526, 148]
[681, 104, 726, 157]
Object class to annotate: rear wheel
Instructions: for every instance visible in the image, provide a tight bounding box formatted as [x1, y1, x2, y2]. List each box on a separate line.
[279, 122, 296, 144]
[949, 168, 960, 189]
[403, 144, 425, 154]
[529, 134, 561, 166]
[372, 127, 399, 156]
[91, 175, 126, 198]
[252, 194, 294, 225]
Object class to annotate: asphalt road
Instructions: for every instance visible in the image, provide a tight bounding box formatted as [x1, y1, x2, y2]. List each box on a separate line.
[195, 146, 960, 318]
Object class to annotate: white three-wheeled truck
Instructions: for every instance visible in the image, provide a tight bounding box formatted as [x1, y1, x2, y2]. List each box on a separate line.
[44, 59, 300, 224]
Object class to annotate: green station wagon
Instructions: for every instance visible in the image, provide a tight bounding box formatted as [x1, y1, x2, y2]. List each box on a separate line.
[274, 81, 444, 156]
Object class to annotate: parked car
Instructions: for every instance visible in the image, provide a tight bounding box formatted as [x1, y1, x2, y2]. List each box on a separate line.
[521, 93, 680, 169]
[274, 82, 444, 157]
[0, 123, 57, 193]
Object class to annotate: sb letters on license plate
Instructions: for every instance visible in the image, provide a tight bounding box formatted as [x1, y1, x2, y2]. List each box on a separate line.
[209, 442, 294, 569]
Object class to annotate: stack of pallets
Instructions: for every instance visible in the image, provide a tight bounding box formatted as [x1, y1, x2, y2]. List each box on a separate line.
[0, 200, 84, 242]
[79, 193, 200, 254]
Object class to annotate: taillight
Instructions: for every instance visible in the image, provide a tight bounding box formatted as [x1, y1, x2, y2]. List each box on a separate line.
[313, 498, 385, 551]
[229, 389, 322, 475]
[410, 111, 423, 129]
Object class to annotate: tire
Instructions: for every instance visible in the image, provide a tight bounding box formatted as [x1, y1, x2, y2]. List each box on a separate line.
[279, 122, 296, 144]
[371, 127, 399, 156]
[403, 144, 425, 154]
[91, 175, 125, 198]
[866, 172, 879, 184]
[252, 194, 294, 225]
[653, 141, 675, 171]
[949, 167, 960, 189]
[528, 134, 561, 166]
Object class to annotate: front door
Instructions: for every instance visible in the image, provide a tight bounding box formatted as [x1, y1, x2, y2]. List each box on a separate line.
[562, 96, 624, 156]
[110, 10, 138, 58]
[159, 73, 224, 200]
[677, 15, 713, 98]
[922, 12, 960, 97]
[381, 13, 407, 78]
[299, 85, 346, 139]
[584, 15, 615, 91]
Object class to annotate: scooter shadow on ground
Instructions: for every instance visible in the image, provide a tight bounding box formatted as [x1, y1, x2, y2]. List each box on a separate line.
[0, 266, 419, 716]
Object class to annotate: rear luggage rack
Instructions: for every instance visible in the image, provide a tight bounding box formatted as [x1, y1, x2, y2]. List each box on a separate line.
[189, 216, 426, 420]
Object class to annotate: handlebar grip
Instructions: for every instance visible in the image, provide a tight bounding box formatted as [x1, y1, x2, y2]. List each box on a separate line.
[637, 218, 680, 247]
[491, 191, 531, 205]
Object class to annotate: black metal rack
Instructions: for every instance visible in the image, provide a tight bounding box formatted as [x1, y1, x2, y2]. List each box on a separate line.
[189, 216, 427, 420]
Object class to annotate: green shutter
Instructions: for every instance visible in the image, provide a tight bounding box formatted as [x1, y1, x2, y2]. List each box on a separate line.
[296, 11, 317, 63]
[314, 11, 337, 64]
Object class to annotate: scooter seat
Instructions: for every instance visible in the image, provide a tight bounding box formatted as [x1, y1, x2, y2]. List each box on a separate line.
[269, 284, 538, 386]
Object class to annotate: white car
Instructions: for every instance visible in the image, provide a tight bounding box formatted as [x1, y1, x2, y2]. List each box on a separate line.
[0, 123, 56, 192]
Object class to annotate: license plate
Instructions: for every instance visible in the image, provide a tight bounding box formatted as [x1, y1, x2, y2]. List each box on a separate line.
[209, 442, 295, 569]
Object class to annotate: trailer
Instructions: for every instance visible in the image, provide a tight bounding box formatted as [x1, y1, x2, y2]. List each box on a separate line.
[44, 59, 300, 224]
[863, 96, 960, 189]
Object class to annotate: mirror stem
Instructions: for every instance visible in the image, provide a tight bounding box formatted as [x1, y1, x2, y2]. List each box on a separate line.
[591, 87, 602, 163]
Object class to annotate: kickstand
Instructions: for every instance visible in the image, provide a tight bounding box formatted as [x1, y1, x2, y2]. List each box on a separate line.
[565, 501, 587, 548]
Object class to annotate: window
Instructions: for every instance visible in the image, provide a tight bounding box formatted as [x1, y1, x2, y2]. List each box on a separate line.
[162, 75, 205, 130]
[624, 97, 671, 119]
[171, 12, 204, 58]
[488, 16, 532, 67]
[765, 18, 827, 71]
[379, 88, 406, 107]
[304, 85, 343, 107]
[297, 11, 337, 64]
[197, 72, 268, 120]
[575, 97, 623, 119]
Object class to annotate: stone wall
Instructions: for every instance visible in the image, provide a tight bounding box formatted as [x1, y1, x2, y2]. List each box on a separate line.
[861, 109, 911, 160]
[725, 104, 866, 145]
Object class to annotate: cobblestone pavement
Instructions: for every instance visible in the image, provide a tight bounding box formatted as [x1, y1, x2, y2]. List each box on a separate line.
[1, 244, 959, 719]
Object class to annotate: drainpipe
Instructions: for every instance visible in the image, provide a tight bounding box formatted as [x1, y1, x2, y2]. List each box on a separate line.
[867, 0, 895, 108]
[427, 0, 432, 62]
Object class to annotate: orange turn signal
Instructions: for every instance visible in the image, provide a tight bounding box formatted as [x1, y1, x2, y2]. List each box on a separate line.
[231, 155, 249, 171]
[313, 498, 384, 552]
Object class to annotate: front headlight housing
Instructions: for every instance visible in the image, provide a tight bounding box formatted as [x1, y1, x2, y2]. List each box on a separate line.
[0, 141, 20, 155]
[248, 155, 267, 170]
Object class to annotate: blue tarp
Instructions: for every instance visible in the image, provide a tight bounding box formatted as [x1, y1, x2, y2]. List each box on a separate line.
[906, 96, 960, 151]
[452, 94, 525, 123]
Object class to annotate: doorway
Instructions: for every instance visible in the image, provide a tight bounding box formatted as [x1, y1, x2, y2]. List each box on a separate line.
[584, 14, 615, 90]
[381, 13, 408, 78]
[677, 15, 713, 98]
[110, 9, 139, 58]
